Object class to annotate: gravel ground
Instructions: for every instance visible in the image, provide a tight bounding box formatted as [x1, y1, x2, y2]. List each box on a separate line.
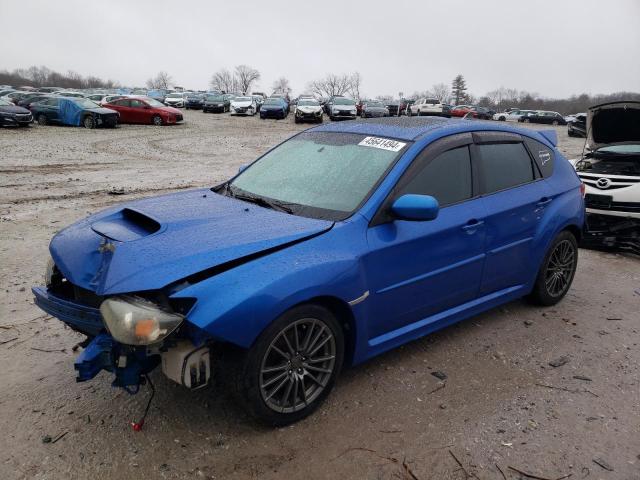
[0, 111, 638, 480]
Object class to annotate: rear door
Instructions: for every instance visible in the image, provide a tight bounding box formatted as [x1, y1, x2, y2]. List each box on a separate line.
[129, 99, 148, 123]
[364, 133, 486, 340]
[472, 132, 551, 295]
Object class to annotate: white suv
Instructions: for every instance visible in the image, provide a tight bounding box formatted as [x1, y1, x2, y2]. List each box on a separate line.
[407, 98, 450, 117]
[571, 101, 640, 252]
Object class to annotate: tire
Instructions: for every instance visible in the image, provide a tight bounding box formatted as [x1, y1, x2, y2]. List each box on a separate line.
[552, 120, 559, 126]
[568, 129, 576, 137]
[528, 231, 578, 306]
[523, 118, 530, 123]
[37, 114, 47, 126]
[294, 117, 300, 124]
[317, 116, 323, 123]
[152, 115, 163, 126]
[499, 116, 506, 121]
[329, 116, 335, 121]
[407, 108, 412, 117]
[83, 115, 95, 129]
[230, 304, 344, 426]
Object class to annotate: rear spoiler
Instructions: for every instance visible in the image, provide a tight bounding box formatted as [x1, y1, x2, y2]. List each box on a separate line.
[538, 130, 557, 147]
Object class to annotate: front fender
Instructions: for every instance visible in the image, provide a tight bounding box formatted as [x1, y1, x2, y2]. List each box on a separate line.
[171, 222, 368, 349]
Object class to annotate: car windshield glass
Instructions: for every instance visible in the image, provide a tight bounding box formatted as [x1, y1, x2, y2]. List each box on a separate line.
[143, 98, 164, 107]
[206, 95, 224, 101]
[235, 97, 251, 102]
[167, 93, 182, 98]
[298, 100, 319, 106]
[264, 99, 281, 105]
[367, 102, 384, 108]
[333, 98, 354, 105]
[425, 99, 439, 104]
[227, 132, 409, 221]
[597, 145, 640, 154]
[72, 98, 100, 109]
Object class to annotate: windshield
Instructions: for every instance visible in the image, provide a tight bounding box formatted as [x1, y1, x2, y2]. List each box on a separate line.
[298, 100, 319, 106]
[167, 93, 182, 98]
[206, 95, 224, 101]
[0, 99, 12, 106]
[227, 132, 409, 220]
[234, 97, 252, 102]
[333, 98, 355, 106]
[264, 98, 281, 105]
[425, 99, 439, 104]
[143, 98, 164, 107]
[366, 102, 384, 108]
[72, 98, 101, 109]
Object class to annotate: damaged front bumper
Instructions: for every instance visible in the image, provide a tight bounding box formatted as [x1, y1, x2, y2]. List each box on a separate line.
[582, 213, 640, 254]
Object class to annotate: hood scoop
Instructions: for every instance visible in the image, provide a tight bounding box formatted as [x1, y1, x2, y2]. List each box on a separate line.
[91, 208, 161, 242]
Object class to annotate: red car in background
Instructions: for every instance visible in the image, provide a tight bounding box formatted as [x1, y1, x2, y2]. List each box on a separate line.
[102, 96, 183, 125]
[450, 105, 474, 117]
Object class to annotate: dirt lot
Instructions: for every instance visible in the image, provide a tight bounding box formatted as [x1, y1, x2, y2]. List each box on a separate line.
[1, 112, 638, 480]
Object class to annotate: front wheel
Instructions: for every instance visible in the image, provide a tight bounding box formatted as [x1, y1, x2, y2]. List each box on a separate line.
[152, 115, 163, 126]
[233, 304, 344, 426]
[552, 120, 559, 126]
[37, 114, 47, 126]
[528, 231, 578, 306]
[83, 115, 95, 129]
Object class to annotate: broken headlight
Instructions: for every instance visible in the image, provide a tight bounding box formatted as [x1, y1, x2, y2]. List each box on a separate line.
[100, 296, 184, 346]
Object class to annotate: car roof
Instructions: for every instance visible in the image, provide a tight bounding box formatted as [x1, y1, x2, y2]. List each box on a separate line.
[309, 116, 557, 145]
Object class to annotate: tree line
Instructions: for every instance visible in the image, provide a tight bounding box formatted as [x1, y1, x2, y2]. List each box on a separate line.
[0, 66, 119, 89]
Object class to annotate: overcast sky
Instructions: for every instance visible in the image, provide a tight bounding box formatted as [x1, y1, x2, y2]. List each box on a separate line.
[1, 0, 639, 98]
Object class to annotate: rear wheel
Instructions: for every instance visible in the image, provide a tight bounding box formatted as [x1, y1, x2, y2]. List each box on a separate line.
[37, 114, 47, 126]
[152, 115, 163, 126]
[231, 304, 344, 426]
[528, 231, 578, 306]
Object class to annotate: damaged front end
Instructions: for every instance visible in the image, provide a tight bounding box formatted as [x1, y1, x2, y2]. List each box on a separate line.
[581, 212, 640, 255]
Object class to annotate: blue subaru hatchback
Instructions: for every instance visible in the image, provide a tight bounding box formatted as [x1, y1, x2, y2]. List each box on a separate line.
[33, 117, 584, 425]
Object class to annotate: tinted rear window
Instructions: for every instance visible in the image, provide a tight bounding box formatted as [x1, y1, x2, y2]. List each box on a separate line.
[400, 146, 472, 206]
[477, 143, 535, 193]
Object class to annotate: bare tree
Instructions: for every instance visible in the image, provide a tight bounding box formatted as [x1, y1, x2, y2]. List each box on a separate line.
[146, 71, 173, 90]
[272, 77, 291, 95]
[209, 69, 235, 93]
[307, 73, 354, 99]
[429, 83, 451, 104]
[234, 65, 260, 94]
[348, 72, 362, 100]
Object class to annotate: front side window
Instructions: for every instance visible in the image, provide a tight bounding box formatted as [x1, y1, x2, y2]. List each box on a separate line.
[477, 143, 535, 193]
[399, 146, 473, 207]
[130, 100, 145, 108]
[226, 132, 409, 220]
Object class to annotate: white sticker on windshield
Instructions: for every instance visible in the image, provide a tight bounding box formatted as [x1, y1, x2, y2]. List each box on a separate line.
[358, 136, 406, 152]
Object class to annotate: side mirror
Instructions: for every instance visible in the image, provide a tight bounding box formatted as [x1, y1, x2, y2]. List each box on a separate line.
[238, 164, 249, 174]
[391, 194, 439, 221]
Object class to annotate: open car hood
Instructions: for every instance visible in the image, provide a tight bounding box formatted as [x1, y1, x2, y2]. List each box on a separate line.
[49, 189, 333, 295]
[587, 101, 640, 151]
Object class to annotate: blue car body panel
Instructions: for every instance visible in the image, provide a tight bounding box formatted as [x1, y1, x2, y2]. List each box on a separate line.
[34, 118, 584, 373]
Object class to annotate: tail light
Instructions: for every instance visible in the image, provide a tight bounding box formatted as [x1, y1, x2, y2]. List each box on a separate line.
[580, 183, 586, 198]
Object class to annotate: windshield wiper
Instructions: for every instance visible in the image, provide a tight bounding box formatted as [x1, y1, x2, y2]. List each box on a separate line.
[224, 185, 293, 214]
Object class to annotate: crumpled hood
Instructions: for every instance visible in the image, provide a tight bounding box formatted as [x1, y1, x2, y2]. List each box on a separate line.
[588, 101, 640, 150]
[49, 189, 333, 295]
[232, 101, 252, 108]
[297, 106, 321, 113]
[87, 107, 119, 116]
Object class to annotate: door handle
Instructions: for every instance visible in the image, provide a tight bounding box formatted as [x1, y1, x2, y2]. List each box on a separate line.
[462, 219, 484, 231]
[536, 197, 552, 207]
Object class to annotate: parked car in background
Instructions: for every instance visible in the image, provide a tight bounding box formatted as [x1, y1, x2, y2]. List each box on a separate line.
[294, 98, 323, 123]
[32, 117, 584, 426]
[85, 93, 119, 104]
[30, 97, 119, 128]
[1, 91, 31, 104]
[185, 93, 205, 110]
[259, 97, 288, 119]
[399, 98, 415, 116]
[54, 91, 86, 98]
[519, 111, 567, 125]
[251, 94, 265, 112]
[472, 106, 494, 120]
[103, 97, 183, 125]
[164, 92, 185, 108]
[407, 98, 450, 117]
[16, 92, 49, 108]
[0, 98, 33, 127]
[493, 109, 536, 121]
[567, 113, 586, 137]
[385, 101, 400, 116]
[202, 94, 230, 113]
[361, 101, 389, 118]
[328, 97, 357, 120]
[450, 105, 473, 118]
[570, 101, 639, 253]
[36, 87, 61, 93]
[230, 96, 258, 116]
